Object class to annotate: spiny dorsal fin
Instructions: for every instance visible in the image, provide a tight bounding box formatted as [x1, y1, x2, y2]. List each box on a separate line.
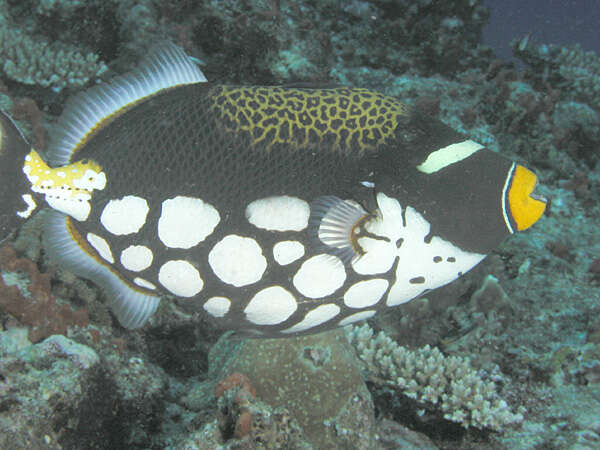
[47, 42, 207, 166]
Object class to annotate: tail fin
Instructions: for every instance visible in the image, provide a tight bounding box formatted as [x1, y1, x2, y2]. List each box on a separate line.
[0, 111, 36, 243]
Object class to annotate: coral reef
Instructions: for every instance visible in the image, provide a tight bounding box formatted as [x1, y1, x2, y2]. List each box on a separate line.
[0, 327, 168, 449]
[506, 37, 600, 167]
[0, 28, 107, 91]
[347, 323, 524, 431]
[0, 244, 89, 342]
[0, 0, 599, 449]
[0, 330, 99, 448]
[513, 37, 600, 109]
[199, 328, 378, 448]
[210, 371, 311, 448]
[0, 0, 494, 94]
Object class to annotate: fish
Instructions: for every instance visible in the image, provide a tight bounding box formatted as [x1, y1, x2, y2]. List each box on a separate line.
[0, 43, 547, 337]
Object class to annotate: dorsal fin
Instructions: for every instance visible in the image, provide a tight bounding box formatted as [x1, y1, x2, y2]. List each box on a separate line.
[47, 42, 207, 166]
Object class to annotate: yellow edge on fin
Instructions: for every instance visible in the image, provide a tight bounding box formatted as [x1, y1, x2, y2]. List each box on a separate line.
[46, 42, 207, 167]
[43, 210, 160, 328]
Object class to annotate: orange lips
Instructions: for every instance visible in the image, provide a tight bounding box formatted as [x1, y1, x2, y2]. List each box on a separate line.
[508, 164, 547, 231]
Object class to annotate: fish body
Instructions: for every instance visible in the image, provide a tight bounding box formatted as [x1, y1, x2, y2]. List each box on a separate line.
[0, 44, 546, 336]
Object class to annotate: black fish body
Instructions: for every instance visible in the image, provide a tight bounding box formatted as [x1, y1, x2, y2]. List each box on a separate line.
[0, 44, 546, 336]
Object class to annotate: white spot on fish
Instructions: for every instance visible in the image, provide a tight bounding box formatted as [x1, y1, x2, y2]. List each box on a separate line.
[293, 254, 345, 298]
[352, 236, 396, 275]
[73, 169, 106, 191]
[281, 303, 340, 334]
[45, 194, 92, 221]
[352, 193, 403, 276]
[120, 245, 153, 272]
[16, 194, 36, 218]
[134, 277, 156, 290]
[158, 196, 220, 249]
[158, 260, 203, 297]
[338, 310, 376, 326]
[343, 278, 388, 308]
[86, 233, 114, 264]
[246, 195, 310, 231]
[244, 286, 297, 325]
[100, 195, 149, 235]
[208, 235, 267, 287]
[273, 240, 305, 265]
[354, 193, 485, 307]
[57, 171, 66, 178]
[203, 296, 231, 318]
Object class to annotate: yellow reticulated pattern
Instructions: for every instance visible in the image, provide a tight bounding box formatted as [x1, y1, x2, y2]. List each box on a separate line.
[210, 86, 410, 153]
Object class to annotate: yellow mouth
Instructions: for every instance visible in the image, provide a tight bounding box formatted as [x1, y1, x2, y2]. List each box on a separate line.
[508, 164, 547, 231]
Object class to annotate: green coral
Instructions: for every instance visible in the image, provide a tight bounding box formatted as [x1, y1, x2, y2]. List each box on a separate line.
[553, 101, 600, 141]
[0, 27, 106, 91]
[555, 45, 600, 108]
[346, 323, 524, 430]
[513, 38, 600, 109]
[0, 0, 165, 91]
[549, 343, 600, 385]
[34, 0, 85, 16]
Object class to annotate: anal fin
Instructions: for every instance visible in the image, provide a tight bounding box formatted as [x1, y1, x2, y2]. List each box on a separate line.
[43, 211, 160, 328]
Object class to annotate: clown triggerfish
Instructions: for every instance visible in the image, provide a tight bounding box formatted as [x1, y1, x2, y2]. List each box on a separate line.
[0, 44, 547, 337]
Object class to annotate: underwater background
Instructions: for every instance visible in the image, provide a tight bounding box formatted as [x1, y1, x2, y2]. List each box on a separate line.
[0, 0, 599, 448]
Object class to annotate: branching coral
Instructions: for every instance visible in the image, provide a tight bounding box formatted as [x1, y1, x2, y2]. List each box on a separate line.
[346, 323, 524, 430]
[555, 45, 600, 108]
[0, 0, 165, 91]
[513, 38, 600, 109]
[0, 28, 106, 91]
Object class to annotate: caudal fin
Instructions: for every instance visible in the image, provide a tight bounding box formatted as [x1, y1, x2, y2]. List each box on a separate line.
[0, 111, 36, 243]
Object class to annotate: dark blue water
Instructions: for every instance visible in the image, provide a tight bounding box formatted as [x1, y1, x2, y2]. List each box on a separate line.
[484, 0, 600, 59]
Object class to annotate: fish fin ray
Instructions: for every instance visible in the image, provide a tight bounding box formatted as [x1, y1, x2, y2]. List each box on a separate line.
[43, 211, 160, 328]
[309, 195, 369, 263]
[47, 42, 207, 166]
